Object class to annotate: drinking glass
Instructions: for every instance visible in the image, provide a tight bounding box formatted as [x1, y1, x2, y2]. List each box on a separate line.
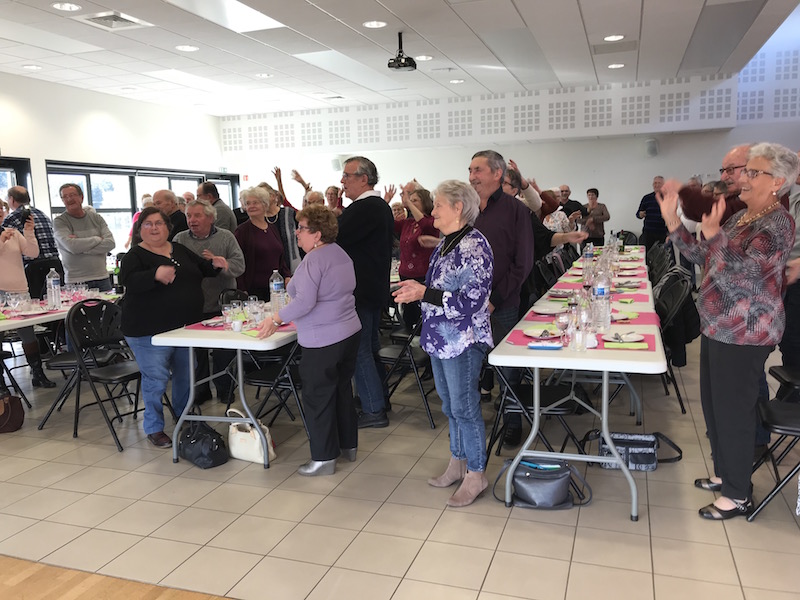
[222, 304, 234, 329]
[555, 313, 571, 347]
[7, 293, 21, 317]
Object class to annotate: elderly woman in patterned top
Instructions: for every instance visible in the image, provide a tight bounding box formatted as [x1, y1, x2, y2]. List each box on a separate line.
[393, 180, 493, 508]
[658, 142, 799, 521]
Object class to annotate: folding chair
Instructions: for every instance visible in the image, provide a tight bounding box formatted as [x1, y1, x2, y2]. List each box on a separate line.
[245, 342, 309, 434]
[377, 320, 436, 428]
[0, 351, 32, 408]
[653, 271, 691, 413]
[749, 400, 800, 521]
[64, 300, 143, 451]
[617, 230, 639, 247]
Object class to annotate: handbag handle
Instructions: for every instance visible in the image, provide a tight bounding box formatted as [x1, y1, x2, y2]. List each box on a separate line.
[491, 459, 592, 507]
[654, 432, 683, 463]
[580, 429, 683, 464]
[226, 408, 247, 420]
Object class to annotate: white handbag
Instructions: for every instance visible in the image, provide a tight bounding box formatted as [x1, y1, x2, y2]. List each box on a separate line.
[226, 408, 277, 463]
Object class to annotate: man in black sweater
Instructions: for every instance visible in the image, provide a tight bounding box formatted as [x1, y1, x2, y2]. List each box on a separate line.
[337, 156, 395, 428]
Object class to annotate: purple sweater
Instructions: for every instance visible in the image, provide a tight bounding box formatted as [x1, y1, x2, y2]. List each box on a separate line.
[277, 243, 362, 348]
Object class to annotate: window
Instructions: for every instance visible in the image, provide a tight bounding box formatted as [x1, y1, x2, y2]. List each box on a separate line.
[46, 161, 238, 255]
[0, 168, 16, 202]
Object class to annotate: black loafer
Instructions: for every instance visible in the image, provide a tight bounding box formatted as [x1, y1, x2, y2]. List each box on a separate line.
[694, 478, 722, 492]
[699, 498, 754, 520]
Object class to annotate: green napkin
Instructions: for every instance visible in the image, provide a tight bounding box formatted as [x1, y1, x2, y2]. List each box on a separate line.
[547, 297, 569, 303]
[242, 329, 260, 337]
[614, 311, 639, 321]
[618, 298, 634, 304]
[561, 277, 582, 283]
[603, 342, 649, 349]
[0, 312, 7, 320]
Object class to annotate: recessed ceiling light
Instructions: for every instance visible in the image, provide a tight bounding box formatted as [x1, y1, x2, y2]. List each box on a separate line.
[254, 73, 273, 79]
[22, 64, 42, 71]
[414, 55, 433, 62]
[608, 63, 625, 69]
[604, 34, 625, 42]
[51, 2, 82, 11]
[449, 79, 464, 84]
[175, 44, 199, 52]
[362, 20, 386, 29]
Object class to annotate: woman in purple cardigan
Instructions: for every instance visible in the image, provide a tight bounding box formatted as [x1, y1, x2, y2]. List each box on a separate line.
[394, 180, 494, 507]
[258, 205, 362, 476]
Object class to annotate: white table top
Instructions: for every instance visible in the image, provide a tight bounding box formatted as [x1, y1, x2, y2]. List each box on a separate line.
[489, 253, 666, 374]
[0, 309, 67, 333]
[152, 325, 297, 351]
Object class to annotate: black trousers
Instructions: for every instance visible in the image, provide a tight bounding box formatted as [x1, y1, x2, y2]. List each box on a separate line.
[641, 230, 667, 251]
[699, 335, 772, 500]
[299, 332, 360, 460]
[195, 312, 234, 396]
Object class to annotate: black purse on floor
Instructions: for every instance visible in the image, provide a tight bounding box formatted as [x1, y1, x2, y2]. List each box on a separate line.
[493, 458, 592, 510]
[178, 421, 228, 469]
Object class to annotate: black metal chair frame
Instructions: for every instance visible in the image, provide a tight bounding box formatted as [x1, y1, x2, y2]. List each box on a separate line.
[0, 350, 32, 408]
[62, 300, 142, 451]
[749, 400, 800, 521]
[378, 320, 436, 428]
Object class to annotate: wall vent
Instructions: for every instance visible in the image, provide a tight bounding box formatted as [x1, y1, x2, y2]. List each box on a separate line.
[73, 11, 153, 31]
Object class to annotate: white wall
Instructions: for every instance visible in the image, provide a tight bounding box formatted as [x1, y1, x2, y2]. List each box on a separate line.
[0, 73, 222, 213]
[227, 120, 800, 235]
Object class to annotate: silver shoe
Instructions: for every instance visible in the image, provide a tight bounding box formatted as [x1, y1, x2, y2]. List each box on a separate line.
[298, 459, 336, 476]
[340, 448, 357, 462]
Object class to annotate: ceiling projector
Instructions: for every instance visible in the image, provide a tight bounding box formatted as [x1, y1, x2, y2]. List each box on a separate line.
[388, 32, 416, 71]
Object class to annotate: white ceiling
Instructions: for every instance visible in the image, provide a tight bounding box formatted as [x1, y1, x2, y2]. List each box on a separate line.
[0, 0, 797, 116]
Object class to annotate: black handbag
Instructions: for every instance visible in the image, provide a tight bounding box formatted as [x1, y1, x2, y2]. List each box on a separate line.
[493, 458, 592, 510]
[0, 394, 25, 433]
[178, 421, 228, 469]
[582, 429, 682, 471]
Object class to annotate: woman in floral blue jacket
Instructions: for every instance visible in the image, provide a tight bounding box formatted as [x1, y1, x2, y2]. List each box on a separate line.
[394, 180, 493, 507]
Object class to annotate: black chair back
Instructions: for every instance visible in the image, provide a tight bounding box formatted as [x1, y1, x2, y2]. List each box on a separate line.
[654, 272, 691, 330]
[219, 288, 248, 309]
[25, 257, 65, 300]
[66, 300, 126, 355]
[617, 230, 639, 247]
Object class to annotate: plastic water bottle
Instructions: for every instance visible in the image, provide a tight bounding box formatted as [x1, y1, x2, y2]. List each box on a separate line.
[269, 270, 286, 312]
[592, 263, 612, 333]
[45, 268, 61, 309]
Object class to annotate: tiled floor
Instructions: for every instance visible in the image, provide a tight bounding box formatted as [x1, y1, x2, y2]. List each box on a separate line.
[1, 339, 799, 600]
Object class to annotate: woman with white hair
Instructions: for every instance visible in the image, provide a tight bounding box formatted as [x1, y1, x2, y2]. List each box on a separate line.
[659, 142, 800, 520]
[393, 180, 494, 507]
[234, 186, 290, 301]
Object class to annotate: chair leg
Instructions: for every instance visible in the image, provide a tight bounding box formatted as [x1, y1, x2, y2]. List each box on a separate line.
[84, 378, 124, 452]
[748, 459, 800, 522]
[3, 365, 32, 408]
[665, 362, 686, 413]
[38, 370, 79, 430]
[409, 358, 435, 429]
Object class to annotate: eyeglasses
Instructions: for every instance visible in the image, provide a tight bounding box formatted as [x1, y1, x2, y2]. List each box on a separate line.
[142, 221, 167, 229]
[719, 164, 746, 176]
[741, 168, 774, 180]
[341, 171, 361, 179]
[60, 193, 81, 199]
[296, 225, 313, 232]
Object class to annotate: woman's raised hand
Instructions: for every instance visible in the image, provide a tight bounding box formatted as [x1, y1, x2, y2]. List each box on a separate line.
[700, 197, 725, 240]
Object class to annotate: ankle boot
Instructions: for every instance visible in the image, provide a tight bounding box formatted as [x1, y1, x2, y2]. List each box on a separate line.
[428, 456, 467, 488]
[23, 342, 56, 389]
[298, 459, 336, 476]
[447, 471, 488, 507]
[340, 448, 357, 462]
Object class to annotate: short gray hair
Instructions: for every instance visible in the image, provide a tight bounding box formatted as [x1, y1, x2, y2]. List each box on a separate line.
[749, 142, 800, 196]
[434, 180, 480, 226]
[186, 199, 217, 219]
[241, 186, 272, 210]
[344, 156, 379, 186]
[471, 150, 507, 178]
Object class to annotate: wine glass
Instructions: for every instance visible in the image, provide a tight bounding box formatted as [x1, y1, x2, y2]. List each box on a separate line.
[7, 293, 21, 317]
[221, 304, 233, 329]
[555, 313, 571, 347]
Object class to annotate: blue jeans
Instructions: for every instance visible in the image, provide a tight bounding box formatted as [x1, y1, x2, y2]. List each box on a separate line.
[353, 305, 387, 415]
[125, 336, 190, 435]
[430, 343, 489, 472]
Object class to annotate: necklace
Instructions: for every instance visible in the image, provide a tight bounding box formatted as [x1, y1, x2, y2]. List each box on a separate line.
[737, 201, 780, 227]
[266, 212, 279, 224]
[440, 226, 469, 256]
